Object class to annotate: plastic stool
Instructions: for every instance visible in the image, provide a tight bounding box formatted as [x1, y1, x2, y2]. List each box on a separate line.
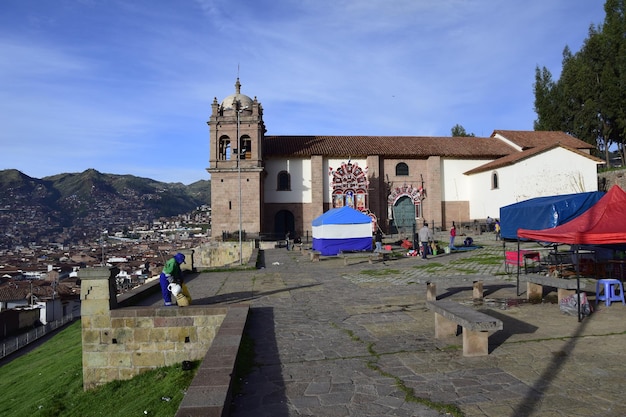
[595, 279, 626, 306]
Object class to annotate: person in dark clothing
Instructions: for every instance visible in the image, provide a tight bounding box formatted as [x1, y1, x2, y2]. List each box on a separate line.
[285, 231, 292, 251]
[418, 222, 433, 259]
[374, 229, 383, 252]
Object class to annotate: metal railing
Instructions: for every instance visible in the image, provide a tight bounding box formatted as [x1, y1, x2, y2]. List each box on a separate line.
[0, 313, 76, 360]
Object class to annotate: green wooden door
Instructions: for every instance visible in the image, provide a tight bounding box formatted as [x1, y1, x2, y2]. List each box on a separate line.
[392, 196, 415, 236]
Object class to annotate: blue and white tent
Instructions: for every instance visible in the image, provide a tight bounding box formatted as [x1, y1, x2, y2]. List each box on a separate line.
[312, 206, 373, 256]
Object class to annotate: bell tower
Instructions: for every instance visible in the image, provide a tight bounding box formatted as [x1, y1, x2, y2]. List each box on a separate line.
[207, 79, 266, 237]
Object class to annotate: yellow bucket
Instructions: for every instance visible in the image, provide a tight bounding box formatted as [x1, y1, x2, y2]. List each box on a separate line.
[175, 293, 190, 307]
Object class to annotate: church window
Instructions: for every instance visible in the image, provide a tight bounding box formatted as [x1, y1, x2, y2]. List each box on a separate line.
[396, 162, 409, 176]
[492, 171, 499, 189]
[277, 171, 291, 191]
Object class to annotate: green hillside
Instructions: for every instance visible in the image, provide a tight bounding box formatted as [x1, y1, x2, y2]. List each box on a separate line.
[0, 169, 211, 248]
[0, 322, 198, 417]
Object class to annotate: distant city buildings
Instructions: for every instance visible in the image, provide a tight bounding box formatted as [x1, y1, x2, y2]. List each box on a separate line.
[0, 204, 211, 321]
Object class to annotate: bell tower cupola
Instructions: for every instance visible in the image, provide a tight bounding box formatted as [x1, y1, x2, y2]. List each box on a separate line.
[207, 78, 265, 171]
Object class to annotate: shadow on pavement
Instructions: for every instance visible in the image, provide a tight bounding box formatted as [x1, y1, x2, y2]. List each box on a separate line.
[192, 283, 322, 305]
[230, 306, 289, 417]
[437, 283, 516, 300]
[509, 310, 592, 416]
[480, 308, 540, 353]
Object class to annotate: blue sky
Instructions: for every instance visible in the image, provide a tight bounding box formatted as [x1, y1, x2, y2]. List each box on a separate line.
[1, 0, 607, 184]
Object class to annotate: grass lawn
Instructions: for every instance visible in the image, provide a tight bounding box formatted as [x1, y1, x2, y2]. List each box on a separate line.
[0, 321, 198, 417]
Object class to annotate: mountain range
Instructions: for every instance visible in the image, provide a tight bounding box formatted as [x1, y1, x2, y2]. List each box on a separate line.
[0, 169, 211, 250]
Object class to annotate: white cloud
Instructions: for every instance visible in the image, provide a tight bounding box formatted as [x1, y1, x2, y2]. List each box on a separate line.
[0, 0, 608, 182]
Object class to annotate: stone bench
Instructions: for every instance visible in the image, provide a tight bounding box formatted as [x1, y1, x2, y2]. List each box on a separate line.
[369, 249, 392, 264]
[426, 280, 485, 302]
[519, 274, 579, 302]
[340, 251, 368, 265]
[426, 300, 503, 357]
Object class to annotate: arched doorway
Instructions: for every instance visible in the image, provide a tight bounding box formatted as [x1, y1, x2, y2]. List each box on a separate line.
[387, 183, 425, 236]
[274, 210, 295, 239]
[391, 196, 416, 236]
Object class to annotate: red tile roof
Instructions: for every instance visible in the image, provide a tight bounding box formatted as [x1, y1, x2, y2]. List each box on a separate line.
[0, 280, 77, 302]
[464, 142, 604, 175]
[491, 130, 594, 150]
[263, 135, 515, 158]
[262, 131, 599, 175]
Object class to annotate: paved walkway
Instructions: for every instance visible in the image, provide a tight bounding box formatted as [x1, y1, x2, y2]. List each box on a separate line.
[174, 235, 626, 416]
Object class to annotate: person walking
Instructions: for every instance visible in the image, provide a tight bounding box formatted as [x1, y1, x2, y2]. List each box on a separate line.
[418, 222, 433, 259]
[285, 231, 292, 251]
[374, 228, 383, 252]
[449, 222, 457, 250]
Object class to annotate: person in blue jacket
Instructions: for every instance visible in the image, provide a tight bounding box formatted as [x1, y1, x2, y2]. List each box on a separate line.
[159, 252, 185, 306]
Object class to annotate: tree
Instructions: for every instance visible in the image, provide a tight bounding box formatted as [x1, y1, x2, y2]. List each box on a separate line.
[533, 0, 626, 166]
[533, 65, 562, 131]
[450, 124, 475, 137]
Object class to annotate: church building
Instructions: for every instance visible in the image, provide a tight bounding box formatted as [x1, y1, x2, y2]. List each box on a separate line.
[207, 79, 603, 239]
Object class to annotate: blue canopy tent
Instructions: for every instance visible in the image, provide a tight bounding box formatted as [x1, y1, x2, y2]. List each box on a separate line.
[499, 191, 604, 240]
[312, 206, 373, 256]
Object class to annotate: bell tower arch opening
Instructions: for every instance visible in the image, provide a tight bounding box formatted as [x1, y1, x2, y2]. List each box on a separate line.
[218, 135, 232, 161]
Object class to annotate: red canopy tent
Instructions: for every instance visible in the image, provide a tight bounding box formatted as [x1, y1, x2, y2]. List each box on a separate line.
[517, 185, 626, 321]
[517, 185, 626, 245]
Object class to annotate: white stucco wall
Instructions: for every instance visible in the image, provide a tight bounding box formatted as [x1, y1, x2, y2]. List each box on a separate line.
[264, 157, 368, 204]
[441, 159, 485, 201]
[263, 149, 599, 222]
[467, 147, 599, 219]
[264, 158, 312, 203]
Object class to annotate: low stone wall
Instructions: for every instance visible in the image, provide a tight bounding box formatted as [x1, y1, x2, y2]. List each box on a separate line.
[175, 303, 249, 416]
[193, 241, 256, 268]
[82, 305, 227, 390]
[79, 265, 250, 417]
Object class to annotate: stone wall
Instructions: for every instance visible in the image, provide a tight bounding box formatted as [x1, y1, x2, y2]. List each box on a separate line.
[80, 267, 227, 390]
[193, 240, 255, 268]
[598, 169, 626, 191]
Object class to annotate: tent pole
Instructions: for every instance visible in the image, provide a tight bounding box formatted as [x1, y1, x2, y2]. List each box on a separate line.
[576, 246, 582, 322]
[517, 239, 521, 296]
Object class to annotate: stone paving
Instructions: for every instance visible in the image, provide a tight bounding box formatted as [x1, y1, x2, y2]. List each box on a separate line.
[171, 234, 626, 416]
